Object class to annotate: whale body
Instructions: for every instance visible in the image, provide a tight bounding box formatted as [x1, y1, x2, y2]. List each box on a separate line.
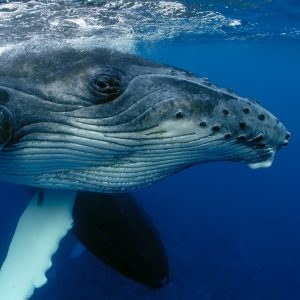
[0, 45, 291, 300]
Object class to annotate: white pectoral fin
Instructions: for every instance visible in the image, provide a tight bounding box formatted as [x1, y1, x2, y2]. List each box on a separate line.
[0, 189, 77, 300]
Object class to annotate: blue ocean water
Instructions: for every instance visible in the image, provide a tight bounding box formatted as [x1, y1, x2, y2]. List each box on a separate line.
[0, 1, 300, 300]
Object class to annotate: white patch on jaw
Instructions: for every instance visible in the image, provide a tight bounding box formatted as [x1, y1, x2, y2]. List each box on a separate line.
[248, 153, 275, 170]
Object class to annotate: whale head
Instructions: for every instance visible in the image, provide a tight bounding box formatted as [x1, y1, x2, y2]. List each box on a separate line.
[0, 47, 290, 192]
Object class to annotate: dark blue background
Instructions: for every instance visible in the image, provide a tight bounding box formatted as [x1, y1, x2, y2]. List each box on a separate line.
[1, 40, 300, 300]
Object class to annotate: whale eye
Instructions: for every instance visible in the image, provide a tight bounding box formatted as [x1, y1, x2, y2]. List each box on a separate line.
[89, 74, 122, 104]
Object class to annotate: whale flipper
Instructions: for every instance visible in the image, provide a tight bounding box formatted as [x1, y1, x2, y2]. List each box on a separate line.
[73, 192, 169, 289]
[0, 189, 77, 300]
[0, 189, 168, 300]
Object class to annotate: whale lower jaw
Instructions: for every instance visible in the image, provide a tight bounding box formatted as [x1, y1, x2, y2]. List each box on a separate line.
[0, 122, 277, 192]
[0, 120, 282, 188]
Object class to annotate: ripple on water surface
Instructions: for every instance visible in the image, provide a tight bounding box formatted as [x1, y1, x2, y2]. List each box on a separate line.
[0, 0, 299, 49]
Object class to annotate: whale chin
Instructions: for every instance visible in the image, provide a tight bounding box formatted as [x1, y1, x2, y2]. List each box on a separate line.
[248, 157, 274, 169]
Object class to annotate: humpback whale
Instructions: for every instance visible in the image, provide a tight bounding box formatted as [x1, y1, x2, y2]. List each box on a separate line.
[0, 45, 290, 300]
